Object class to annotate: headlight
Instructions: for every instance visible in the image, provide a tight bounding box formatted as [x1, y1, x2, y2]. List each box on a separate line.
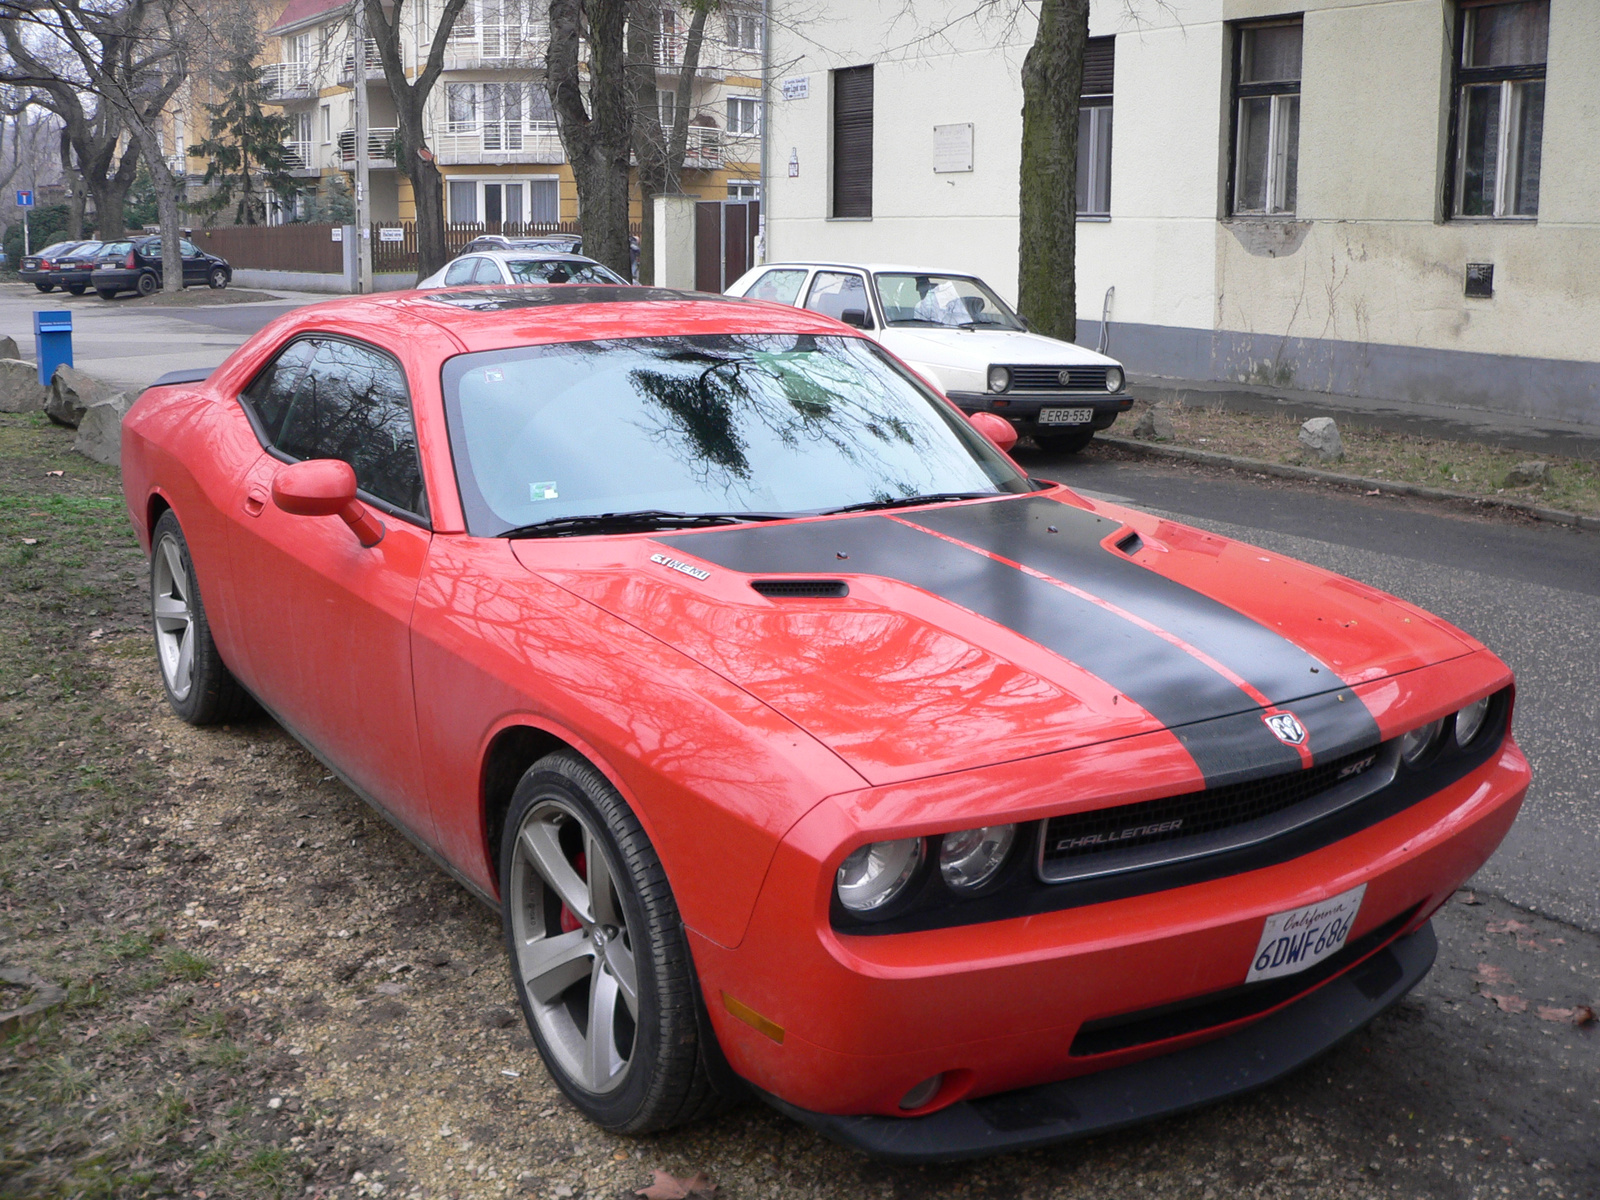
[1455, 696, 1491, 745]
[1399, 719, 1444, 766]
[939, 824, 1015, 891]
[987, 365, 1011, 393]
[1105, 365, 1125, 392]
[836, 838, 924, 912]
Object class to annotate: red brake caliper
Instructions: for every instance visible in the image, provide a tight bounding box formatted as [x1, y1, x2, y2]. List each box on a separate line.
[558, 851, 586, 934]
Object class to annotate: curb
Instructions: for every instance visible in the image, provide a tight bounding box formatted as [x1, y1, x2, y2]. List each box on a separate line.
[1096, 435, 1600, 534]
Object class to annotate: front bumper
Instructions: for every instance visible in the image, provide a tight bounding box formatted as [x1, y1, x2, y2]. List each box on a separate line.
[762, 920, 1435, 1163]
[947, 390, 1133, 433]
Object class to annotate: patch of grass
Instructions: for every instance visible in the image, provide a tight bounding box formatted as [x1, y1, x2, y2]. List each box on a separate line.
[33, 1054, 93, 1104]
[191, 1038, 248, 1068]
[163, 947, 212, 981]
[109, 931, 155, 960]
[239, 1146, 298, 1196]
[103, 1021, 155, 1049]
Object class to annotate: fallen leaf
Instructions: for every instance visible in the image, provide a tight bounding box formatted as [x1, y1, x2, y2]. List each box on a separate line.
[1457, 891, 1483, 906]
[1483, 992, 1528, 1013]
[1576, 1006, 1596, 1027]
[1537, 1007, 1576, 1023]
[636, 1169, 718, 1199]
[1473, 963, 1515, 986]
[1364, 488, 1381, 496]
[88, 628, 103, 640]
[1487, 919, 1535, 936]
[45, 470, 63, 477]
[20, 538, 37, 546]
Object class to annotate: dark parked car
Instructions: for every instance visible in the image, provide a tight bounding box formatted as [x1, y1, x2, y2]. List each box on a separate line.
[44, 241, 105, 295]
[90, 236, 232, 298]
[19, 241, 92, 292]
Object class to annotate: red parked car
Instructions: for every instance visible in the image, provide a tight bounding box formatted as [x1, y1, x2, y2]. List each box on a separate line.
[121, 287, 1528, 1161]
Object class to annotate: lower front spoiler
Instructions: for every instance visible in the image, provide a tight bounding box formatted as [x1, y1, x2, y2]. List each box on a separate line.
[758, 920, 1436, 1164]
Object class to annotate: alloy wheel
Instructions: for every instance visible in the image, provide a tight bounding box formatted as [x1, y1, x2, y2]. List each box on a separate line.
[508, 798, 638, 1094]
[151, 534, 195, 701]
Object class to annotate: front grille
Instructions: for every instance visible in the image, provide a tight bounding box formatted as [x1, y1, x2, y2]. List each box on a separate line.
[1007, 364, 1108, 391]
[1040, 743, 1387, 881]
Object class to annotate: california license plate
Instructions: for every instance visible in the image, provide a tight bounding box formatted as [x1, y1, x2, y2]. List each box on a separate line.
[1245, 884, 1366, 983]
[1039, 406, 1094, 425]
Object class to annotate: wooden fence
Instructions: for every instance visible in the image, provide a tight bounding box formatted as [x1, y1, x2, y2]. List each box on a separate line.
[191, 223, 343, 273]
[370, 221, 639, 273]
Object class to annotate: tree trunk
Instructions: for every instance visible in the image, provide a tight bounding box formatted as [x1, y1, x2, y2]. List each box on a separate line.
[628, 3, 708, 286]
[411, 152, 447, 278]
[86, 156, 138, 240]
[59, 136, 85, 239]
[1017, 0, 1088, 343]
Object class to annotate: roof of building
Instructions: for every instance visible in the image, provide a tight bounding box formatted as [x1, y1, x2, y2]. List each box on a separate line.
[268, 0, 347, 35]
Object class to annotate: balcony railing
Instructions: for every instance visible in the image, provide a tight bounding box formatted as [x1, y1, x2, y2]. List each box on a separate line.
[339, 39, 385, 83]
[681, 125, 722, 168]
[433, 119, 564, 165]
[445, 20, 548, 67]
[651, 33, 722, 77]
[337, 127, 398, 167]
[260, 61, 312, 100]
[281, 139, 317, 173]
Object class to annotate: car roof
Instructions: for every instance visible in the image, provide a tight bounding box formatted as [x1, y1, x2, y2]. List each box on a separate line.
[747, 261, 992, 277]
[265, 286, 857, 355]
[459, 250, 601, 264]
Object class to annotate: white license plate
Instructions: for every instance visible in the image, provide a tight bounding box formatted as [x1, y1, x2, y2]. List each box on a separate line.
[1038, 406, 1094, 425]
[1245, 883, 1366, 983]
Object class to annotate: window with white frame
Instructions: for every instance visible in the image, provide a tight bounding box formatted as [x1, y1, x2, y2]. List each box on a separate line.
[320, 104, 332, 144]
[728, 180, 759, 200]
[726, 10, 761, 50]
[1076, 37, 1113, 217]
[659, 88, 677, 127]
[285, 30, 309, 62]
[1452, 0, 1547, 219]
[727, 96, 761, 136]
[1230, 20, 1301, 216]
[447, 177, 560, 225]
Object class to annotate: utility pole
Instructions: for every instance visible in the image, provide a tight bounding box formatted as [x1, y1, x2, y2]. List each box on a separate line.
[352, 1, 373, 293]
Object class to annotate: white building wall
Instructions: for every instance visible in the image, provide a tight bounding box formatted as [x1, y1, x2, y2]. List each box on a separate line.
[764, 0, 1600, 424]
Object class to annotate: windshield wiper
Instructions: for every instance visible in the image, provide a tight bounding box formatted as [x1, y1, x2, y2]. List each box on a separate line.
[501, 509, 788, 539]
[822, 491, 999, 516]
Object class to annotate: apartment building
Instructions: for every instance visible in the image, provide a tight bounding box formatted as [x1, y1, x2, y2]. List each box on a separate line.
[764, 0, 1600, 425]
[259, 0, 765, 226]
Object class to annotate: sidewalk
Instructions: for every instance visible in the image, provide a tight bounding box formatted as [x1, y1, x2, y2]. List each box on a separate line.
[1128, 374, 1600, 463]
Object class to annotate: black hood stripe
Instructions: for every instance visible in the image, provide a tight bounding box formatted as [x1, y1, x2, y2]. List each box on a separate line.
[665, 499, 1380, 787]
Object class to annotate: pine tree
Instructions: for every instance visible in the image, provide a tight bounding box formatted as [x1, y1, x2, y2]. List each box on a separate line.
[187, 45, 299, 225]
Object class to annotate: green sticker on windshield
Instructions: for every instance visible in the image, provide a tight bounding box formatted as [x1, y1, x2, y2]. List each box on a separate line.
[530, 481, 558, 501]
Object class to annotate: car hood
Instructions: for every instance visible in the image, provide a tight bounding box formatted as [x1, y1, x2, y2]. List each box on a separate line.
[879, 327, 1117, 373]
[518, 493, 1476, 787]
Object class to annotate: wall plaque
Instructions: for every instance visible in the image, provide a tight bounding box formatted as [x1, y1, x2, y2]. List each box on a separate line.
[934, 123, 974, 173]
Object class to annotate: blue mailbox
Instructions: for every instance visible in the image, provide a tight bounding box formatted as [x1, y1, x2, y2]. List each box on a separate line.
[34, 309, 73, 387]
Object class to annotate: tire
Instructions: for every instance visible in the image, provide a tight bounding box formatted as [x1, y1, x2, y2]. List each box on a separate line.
[34, 282, 53, 293]
[208, 267, 228, 290]
[149, 511, 254, 725]
[67, 284, 87, 295]
[500, 751, 724, 1134]
[1033, 427, 1096, 454]
[135, 272, 158, 297]
[95, 288, 118, 300]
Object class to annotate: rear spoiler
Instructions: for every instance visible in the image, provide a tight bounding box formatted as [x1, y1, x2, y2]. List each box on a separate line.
[145, 368, 213, 388]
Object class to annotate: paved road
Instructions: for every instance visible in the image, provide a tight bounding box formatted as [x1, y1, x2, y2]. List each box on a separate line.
[1025, 444, 1600, 934]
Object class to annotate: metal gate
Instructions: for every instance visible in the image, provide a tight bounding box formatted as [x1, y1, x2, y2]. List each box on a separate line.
[694, 200, 760, 293]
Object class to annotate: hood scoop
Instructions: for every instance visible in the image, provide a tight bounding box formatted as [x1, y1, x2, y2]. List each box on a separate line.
[750, 578, 850, 598]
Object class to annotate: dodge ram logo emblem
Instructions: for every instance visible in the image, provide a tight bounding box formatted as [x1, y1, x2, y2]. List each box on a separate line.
[1264, 712, 1308, 745]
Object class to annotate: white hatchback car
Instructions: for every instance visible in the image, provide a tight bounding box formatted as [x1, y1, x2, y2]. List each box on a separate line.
[726, 262, 1129, 451]
[418, 250, 627, 289]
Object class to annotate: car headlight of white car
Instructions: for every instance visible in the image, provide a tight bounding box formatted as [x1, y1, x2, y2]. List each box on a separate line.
[1106, 366, 1125, 392]
[987, 366, 1011, 394]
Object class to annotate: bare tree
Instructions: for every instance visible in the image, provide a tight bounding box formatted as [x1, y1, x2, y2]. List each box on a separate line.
[547, 0, 633, 278]
[364, 0, 471, 280]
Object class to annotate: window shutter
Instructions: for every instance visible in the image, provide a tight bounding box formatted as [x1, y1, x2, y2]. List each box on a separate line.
[832, 65, 874, 218]
[1082, 37, 1115, 97]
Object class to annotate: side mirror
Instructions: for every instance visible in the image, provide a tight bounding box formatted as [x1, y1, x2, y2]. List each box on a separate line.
[838, 308, 870, 329]
[967, 411, 1018, 454]
[271, 458, 385, 547]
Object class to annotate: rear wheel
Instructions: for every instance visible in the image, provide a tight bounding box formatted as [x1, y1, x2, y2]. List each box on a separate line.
[34, 282, 52, 293]
[501, 751, 723, 1133]
[208, 267, 228, 290]
[135, 272, 158, 297]
[95, 288, 118, 300]
[67, 284, 86, 295]
[149, 511, 254, 725]
[1033, 427, 1096, 455]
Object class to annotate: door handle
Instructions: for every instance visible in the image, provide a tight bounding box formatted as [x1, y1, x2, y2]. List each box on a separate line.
[243, 487, 269, 517]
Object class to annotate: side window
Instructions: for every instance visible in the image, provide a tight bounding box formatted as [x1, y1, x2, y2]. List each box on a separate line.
[444, 257, 477, 286]
[472, 257, 505, 284]
[240, 338, 320, 446]
[803, 271, 872, 326]
[181, 240, 201, 257]
[274, 340, 428, 519]
[746, 268, 809, 305]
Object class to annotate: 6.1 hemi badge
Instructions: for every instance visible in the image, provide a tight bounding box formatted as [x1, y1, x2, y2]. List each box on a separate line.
[650, 553, 711, 581]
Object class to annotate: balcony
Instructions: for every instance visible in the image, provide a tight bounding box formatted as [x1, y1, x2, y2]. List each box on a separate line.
[337, 127, 398, 168]
[281, 139, 319, 175]
[433, 119, 564, 165]
[338, 38, 385, 84]
[652, 33, 723, 79]
[445, 21, 548, 69]
[260, 61, 312, 101]
[681, 125, 723, 169]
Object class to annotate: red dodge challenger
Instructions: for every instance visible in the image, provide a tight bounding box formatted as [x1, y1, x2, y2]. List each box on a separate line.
[121, 286, 1528, 1162]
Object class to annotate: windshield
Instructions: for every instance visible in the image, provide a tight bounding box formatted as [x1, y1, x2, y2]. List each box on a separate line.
[874, 273, 1024, 330]
[441, 333, 1030, 536]
[506, 259, 625, 285]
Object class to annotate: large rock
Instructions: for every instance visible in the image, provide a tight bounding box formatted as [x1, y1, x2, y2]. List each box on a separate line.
[73, 393, 132, 466]
[47, 364, 110, 429]
[0, 358, 46, 413]
[1298, 416, 1344, 461]
[1503, 460, 1554, 488]
[1131, 406, 1175, 441]
[0, 336, 18, 360]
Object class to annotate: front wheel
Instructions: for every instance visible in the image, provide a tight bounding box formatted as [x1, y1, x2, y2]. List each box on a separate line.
[34, 282, 53, 293]
[1033, 427, 1096, 454]
[67, 284, 87, 295]
[501, 752, 723, 1134]
[208, 267, 228, 290]
[150, 511, 254, 725]
[135, 272, 158, 297]
[95, 288, 119, 300]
